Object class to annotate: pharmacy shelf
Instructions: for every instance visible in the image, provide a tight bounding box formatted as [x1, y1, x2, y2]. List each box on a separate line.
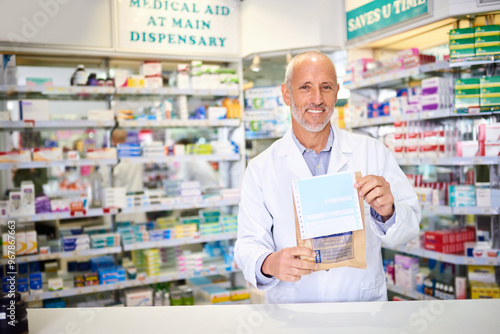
[245, 133, 286, 140]
[344, 61, 449, 90]
[387, 284, 438, 301]
[2, 208, 118, 223]
[123, 232, 237, 251]
[116, 87, 239, 96]
[43, 86, 115, 95]
[449, 55, 500, 68]
[396, 156, 500, 166]
[0, 120, 115, 130]
[120, 197, 240, 214]
[25, 262, 239, 302]
[0, 158, 117, 170]
[420, 204, 500, 215]
[349, 108, 452, 128]
[0, 85, 43, 94]
[118, 119, 240, 128]
[0, 246, 122, 265]
[120, 154, 240, 164]
[382, 244, 500, 266]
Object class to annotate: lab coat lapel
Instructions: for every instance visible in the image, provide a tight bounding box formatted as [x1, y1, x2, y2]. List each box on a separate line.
[279, 129, 312, 179]
[327, 126, 350, 174]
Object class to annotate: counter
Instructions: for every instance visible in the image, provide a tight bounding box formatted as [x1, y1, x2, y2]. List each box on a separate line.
[28, 299, 499, 333]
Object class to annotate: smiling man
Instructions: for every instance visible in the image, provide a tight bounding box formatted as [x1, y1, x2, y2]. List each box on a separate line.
[234, 51, 421, 304]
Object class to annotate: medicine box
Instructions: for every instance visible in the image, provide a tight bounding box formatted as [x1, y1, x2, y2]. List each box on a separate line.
[19, 99, 49, 121]
[475, 46, 500, 56]
[88, 109, 114, 121]
[21, 181, 35, 216]
[449, 185, 476, 207]
[32, 147, 62, 161]
[450, 48, 476, 58]
[126, 288, 153, 307]
[450, 27, 475, 39]
[394, 254, 419, 291]
[449, 38, 475, 49]
[0, 150, 31, 163]
[474, 25, 500, 37]
[48, 277, 64, 291]
[475, 35, 500, 47]
[86, 148, 117, 159]
[455, 78, 480, 89]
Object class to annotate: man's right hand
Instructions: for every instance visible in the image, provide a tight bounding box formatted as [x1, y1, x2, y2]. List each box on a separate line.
[261, 247, 317, 282]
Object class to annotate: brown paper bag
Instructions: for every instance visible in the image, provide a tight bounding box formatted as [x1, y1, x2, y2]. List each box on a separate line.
[294, 171, 366, 270]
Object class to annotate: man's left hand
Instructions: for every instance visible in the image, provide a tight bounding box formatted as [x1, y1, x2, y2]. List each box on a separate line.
[354, 175, 394, 221]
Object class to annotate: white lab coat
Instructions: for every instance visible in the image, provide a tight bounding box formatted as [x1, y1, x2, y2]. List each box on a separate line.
[234, 126, 420, 303]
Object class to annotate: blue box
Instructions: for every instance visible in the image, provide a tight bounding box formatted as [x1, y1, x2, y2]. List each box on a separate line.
[29, 272, 43, 292]
[17, 277, 29, 293]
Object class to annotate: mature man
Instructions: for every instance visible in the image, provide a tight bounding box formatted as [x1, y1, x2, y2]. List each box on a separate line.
[234, 51, 420, 303]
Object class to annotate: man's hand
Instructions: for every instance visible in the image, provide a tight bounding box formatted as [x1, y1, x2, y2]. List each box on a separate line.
[354, 175, 394, 221]
[262, 247, 317, 282]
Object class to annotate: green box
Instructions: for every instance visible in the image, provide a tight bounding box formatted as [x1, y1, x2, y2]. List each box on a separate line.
[475, 25, 500, 37]
[476, 46, 500, 56]
[480, 97, 500, 106]
[455, 78, 480, 89]
[450, 27, 475, 39]
[455, 88, 480, 97]
[450, 48, 476, 58]
[450, 38, 475, 50]
[481, 86, 500, 98]
[475, 35, 500, 47]
[455, 97, 480, 109]
[480, 76, 500, 88]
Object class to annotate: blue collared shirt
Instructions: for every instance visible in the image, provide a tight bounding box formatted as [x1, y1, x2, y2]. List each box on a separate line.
[255, 126, 396, 284]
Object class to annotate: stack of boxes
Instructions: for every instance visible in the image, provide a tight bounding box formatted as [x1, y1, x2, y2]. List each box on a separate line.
[142, 141, 164, 158]
[63, 234, 90, 252]
[424, 227, 475, 254]
[480, 76, 500, 112]
[117, 143, 141, 158]
[90, 233, 120, 249]
[179, 181, 202, 203]
[199, 210, 222, 236]
[449, 27, 476, 59]
[140, 61, 162, 89]
[454, 78, 480, 113]
[220, 215, 238, 234]
[177, 252, 204, 274]
[421, 77, 453, 113]
[475, 25, 500, 56]
[143, 249, 160, 277]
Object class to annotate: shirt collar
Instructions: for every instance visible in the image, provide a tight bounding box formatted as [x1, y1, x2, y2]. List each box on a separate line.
[291, 125, 334, 154]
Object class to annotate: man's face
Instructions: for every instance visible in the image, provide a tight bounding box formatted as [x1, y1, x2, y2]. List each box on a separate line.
[282, 56, 339, 133]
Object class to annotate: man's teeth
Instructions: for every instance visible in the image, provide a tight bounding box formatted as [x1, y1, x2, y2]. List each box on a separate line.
[307, 109, 323, 113]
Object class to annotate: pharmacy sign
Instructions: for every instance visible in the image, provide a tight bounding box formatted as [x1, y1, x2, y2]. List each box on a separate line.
[346, 0, 430, 40]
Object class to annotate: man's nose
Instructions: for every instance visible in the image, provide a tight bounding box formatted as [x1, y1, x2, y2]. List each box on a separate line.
[311, 87, 324, 105]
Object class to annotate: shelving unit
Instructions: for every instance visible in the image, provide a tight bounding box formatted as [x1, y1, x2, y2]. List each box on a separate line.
[0, 54, 245, 307]
[0, 246, 123, 265]
[26, 263, 240, 302]
[383, 244, 500, 266]
[123, 232, 237, 251]
[387, 283, 438, 301]
[0, 158, 118, 170]
[348, 55, 500, 302]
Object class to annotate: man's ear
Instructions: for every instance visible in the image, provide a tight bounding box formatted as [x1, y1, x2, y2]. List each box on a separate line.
[281, 83, 291, 106]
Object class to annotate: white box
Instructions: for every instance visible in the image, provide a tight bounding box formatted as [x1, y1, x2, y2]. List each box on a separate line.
[86, 148, 117, 159]
[126, 289, 153, 307]
[207, 107, 227, 120]
[16, 231, 26, 255]
[0, 201, 9, 218]
[88, 109, 114, 121]
[48, 278, 64, 291]
[19, 100, 49, 121]
[176, 73, 190, 89]
[25, 230, 38, 255]
[0, 150, 31, 163]
[21, 181, 35, 216]
[32, 147, 62, 161]
[114, 69, 129, 87]
[0, 111, 10, 121]
[9, 191, 23, 216]
[485, 141, 500, 156]
[141, 61, 162, 77]
[483, 123, 500, 142]
[144, 76, 163, 89]
[456, 141, 479, 157]
[476, 183, 491, 207]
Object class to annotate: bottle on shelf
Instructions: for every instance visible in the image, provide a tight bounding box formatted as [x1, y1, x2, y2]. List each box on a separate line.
[71, 64, 87, 86]
[88, 170, 103, 208]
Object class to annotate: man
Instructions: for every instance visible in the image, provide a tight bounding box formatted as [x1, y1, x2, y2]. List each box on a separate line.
[234, 51, 420, 303]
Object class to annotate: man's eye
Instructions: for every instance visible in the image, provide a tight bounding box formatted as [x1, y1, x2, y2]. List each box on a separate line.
[300, 86, 309, 90]
[323, 85, 332, 90]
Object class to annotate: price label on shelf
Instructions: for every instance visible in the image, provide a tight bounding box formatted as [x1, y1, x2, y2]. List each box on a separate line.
[465, 258, 475, 265]
[32, 295, 42, 301]
[117, 283, 124, 289]
[53, 292, 62, 298]
[485, 258, 497, 266]
[471, 157, 483, 164]
[92, 287, 100, 293]
[436, 254, 445, 261]
[45, 87, 55, 92]
[481, 207, 492, 214]
[455, 207, 467, 215]
[391, 73, 398, 80]
[77, 289, 84, 295]
[57, 87, 67, 93]
[429, 158, 438, 164]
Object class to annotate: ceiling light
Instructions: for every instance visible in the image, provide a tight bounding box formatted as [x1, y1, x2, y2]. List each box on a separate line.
[250, 55, 261, 72]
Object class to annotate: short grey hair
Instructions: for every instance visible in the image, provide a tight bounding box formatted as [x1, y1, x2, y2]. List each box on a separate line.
[284, 51, 336, 89]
